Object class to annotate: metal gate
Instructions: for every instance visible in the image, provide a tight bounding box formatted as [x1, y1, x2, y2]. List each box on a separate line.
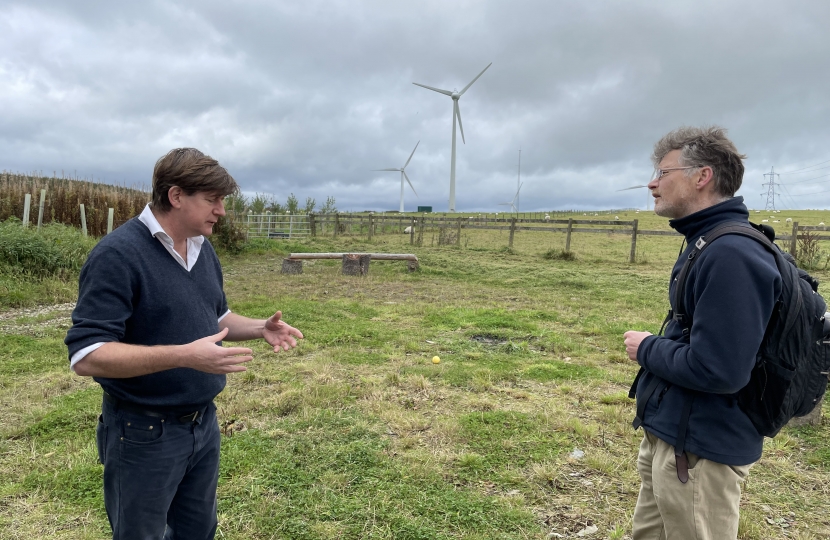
[244, 214, 310, 239]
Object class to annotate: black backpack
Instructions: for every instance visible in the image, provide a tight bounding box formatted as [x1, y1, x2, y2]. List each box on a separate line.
[631, 221, 830, 441]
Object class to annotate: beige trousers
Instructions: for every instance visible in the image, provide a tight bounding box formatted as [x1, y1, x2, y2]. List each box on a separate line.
[632, 432, 753, 540]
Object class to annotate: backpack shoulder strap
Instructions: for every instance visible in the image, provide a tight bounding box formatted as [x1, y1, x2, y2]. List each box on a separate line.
[673, 223, 785, 331]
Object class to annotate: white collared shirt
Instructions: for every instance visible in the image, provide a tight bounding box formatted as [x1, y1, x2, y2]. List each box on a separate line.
[138, 204, 204, 271]
[69, 204, 231, 370]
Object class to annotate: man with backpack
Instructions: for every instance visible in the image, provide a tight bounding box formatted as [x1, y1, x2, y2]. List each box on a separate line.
[622, 126, 783, 539]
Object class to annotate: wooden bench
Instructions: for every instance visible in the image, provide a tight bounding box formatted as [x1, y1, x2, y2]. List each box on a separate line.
[281, 253, 419, 275]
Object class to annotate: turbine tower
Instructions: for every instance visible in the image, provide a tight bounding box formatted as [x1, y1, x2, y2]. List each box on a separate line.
[374, 141, 419, 213]
[413, 62, 492, 213]
[516, 148, 521, 213]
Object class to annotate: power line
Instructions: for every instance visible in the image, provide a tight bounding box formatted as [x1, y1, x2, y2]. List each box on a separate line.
[779, 164, 830, 175]
[787, 188, 830, 197]
[777, 156, 830, 174]
[781, 172, 830, 185]
[778, 182, 798, 209]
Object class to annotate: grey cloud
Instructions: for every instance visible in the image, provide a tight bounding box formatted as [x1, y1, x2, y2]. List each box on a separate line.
[2, 0, 829, 211]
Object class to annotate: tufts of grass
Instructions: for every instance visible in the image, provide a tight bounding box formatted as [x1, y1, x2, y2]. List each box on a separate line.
[522, 361, 603, 383]
[0, 220, 96, 278]
[542, 248, 576, 261]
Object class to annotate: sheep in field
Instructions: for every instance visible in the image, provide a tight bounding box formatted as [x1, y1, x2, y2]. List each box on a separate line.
[404, 226, 412, 234]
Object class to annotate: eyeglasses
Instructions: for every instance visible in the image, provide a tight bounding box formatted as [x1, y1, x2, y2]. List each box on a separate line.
[651, 166, 700, 182]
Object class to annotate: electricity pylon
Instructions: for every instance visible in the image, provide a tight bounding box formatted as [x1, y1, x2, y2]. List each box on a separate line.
[762, 167, 781, 211]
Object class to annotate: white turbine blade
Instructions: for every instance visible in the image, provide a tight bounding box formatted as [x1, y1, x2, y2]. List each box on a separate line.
[511, 183, 523, 204]
[373, 168, 402, 172]
[403, 140, 420, 169]
[403, 170, 418, 197]
[617, 184, 649, 191]
[455, 101, 466, 144]
[459, 62, 492, 96]
[412, 82, 453, 96]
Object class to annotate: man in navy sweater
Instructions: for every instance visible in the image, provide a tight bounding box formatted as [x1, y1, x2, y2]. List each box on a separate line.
[65, 148, 304, 540]
[623, 127, 781, 539]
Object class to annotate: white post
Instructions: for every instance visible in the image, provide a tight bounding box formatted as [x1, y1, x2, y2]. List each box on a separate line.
[289, 214, 294, 238]
[22, 193, 31, 228]
[107, 208, 114, 234]
[36, 189, 46, 231]
[80, 204, 88, 237]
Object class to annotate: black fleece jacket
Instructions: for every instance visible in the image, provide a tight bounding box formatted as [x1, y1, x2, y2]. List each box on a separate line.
[636, 197, 781, 465]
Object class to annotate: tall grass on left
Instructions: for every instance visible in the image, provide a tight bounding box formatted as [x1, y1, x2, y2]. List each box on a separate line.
[0, 171, 149, 237]
[0, 219, 97, 308]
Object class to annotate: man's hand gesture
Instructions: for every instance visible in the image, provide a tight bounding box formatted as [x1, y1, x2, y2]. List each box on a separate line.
[263, 311, 304, 352]
[188, 327, 253, 373]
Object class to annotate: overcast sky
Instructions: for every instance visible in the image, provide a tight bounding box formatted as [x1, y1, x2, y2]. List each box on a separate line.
[2, 0, 829, 212]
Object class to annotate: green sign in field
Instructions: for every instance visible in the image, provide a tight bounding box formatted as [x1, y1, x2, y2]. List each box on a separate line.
[417, 206, 433, 213]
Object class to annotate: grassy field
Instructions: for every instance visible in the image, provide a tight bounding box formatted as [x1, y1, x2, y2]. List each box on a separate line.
[1, 211, 830, 539]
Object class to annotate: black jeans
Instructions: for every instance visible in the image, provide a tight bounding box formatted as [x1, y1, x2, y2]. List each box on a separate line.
[97, 395, 221, 540]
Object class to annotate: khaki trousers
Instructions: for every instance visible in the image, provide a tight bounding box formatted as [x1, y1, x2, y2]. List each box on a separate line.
[632, 432, 753, 540]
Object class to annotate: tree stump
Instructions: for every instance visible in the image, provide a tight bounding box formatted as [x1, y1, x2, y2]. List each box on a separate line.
[787, 396, 824, 428]
[281, 258, 303, 274]
[342, 254, 370, 276]
[407, 260, 419, 272]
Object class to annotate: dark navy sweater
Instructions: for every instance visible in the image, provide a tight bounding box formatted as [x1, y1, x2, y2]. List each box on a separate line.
[65, 218, 228, 410]
[636, 197, 782, 465]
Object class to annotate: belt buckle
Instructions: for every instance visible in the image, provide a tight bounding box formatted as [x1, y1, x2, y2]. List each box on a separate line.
[179, 411, 199, 423]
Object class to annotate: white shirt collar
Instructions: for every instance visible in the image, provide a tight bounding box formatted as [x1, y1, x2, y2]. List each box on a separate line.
[138, 204, 204, 270]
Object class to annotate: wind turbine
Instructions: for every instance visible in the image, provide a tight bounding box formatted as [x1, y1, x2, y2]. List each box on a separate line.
[499, 182, 523, 214]
[374, 141, 419, 213]
[516, 148, 521, 213]
[413, 62, 492, 213]
[617, 184, 652, 211]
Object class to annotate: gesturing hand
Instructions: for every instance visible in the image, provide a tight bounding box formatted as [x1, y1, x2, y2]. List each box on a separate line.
[263, 311, 304, 352]
[187, 327, 253, 373]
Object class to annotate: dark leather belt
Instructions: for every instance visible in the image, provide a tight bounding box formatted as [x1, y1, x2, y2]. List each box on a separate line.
[103, 392, 205, 423]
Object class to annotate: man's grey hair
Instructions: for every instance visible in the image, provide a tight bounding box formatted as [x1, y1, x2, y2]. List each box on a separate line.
[652, 126, 746, 198]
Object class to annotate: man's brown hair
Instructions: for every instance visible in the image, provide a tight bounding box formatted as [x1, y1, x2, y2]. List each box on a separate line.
[152, 148, 239, 212]
[652, 126, 746, 198]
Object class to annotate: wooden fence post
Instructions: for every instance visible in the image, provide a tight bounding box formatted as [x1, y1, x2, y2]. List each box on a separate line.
[509, 217, 516, 248]
[309, 213, 316, 237]
[565, 218, 573, 252]
[334, 213, 340, 238]
[80, 203, 88, 237]
[22, 193, 31, 228]
[629, 219, 639, 263]
[456, 217, 462, 246]
[36, 189, 46, 231]
[107, 208, 114, 234]
[368, 215, 374, 240]
[410, 218, 415, 245]
[790, 221, 799, 256]
[418, 217, 425, 246]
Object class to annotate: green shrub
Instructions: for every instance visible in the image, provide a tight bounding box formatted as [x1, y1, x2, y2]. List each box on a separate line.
[212, 214, 247, 254]
[0, 219, 96, 278]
